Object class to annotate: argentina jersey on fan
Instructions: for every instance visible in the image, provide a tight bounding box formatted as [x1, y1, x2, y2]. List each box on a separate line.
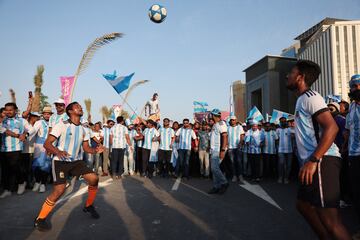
[50, 120, 89, 162]
[294, 90, 341, 165]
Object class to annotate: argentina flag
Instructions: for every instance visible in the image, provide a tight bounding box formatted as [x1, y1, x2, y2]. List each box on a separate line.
[247, 106, 264, 122]
[270, 109, 290, 123]
[103, 72, 135, 94]
[193, 101, 208, 113]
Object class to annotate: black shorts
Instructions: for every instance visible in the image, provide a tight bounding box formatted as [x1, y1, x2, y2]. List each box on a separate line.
[52, 160, 93, 185]
[297, 156, 341, 208]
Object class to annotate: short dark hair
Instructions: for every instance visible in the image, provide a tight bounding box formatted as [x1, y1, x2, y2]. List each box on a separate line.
[107, 119, 115, 124]
[66, 101, 79, 116]
[0, 107, 5, 113]
[295, 60, 321, 87]
[163, 118, 170, 122]
[116, 116, 124, 124]
[147, 119, 155, 126]
[183, 118, 189, 123]
[4, 102, 18, 110]
[340, 101, 349, 111]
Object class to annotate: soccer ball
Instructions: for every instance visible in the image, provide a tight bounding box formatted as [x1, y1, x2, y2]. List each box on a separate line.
[148, 4, 167, 23]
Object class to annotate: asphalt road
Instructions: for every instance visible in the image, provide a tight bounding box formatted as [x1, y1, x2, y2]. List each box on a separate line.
[0, 176, 358, 240]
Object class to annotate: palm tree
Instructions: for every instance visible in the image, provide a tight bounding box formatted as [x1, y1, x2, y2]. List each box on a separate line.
[84, 98, 92, 123]
[31, 65, 44, 112]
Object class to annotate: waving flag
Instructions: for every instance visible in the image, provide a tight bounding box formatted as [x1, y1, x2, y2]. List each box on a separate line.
[102, 70, 117, 81]
[270, 109, 291, 123]
[247, 106, 264, 122]
[325, 94, 341, 103]
[104, 72, 135, 94]
[193, 101, 209, 113]
[60, 76, 75, 106]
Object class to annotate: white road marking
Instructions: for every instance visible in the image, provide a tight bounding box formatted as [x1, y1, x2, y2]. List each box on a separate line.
[239, 181, 282, 210]
[171, 177, 181, 191]
[179, 181, 211, 197]
[56, 178, 113, 205]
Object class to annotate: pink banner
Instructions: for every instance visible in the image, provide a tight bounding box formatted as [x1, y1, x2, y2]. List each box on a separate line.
[60, 76, 75, 106]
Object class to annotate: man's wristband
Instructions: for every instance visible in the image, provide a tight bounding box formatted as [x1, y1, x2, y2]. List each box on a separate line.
[309, 155, 320, 163]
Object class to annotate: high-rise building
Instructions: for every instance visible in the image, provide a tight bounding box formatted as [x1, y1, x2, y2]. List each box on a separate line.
[296, 18, 360, 100]
[232, 81, 246, 122]
[243, 55, 297, 116]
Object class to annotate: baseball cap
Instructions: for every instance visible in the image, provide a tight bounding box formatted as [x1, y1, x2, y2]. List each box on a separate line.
[30, 112, 41, 117]
[54, 98, 65, 105]
[349, 74, 360, 88]
[211, 108, 221, 116]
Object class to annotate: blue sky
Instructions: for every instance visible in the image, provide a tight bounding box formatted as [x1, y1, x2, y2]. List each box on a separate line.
[0, 0, 359, 122]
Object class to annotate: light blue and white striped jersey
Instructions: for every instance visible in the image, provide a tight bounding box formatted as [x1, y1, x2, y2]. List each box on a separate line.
[50, 120, 89, 162]
[102, 127, 111, 149]
[176, 128, 197, 150]
[244, 129, 264, 154]
[49, 112, 68, 128]
[127, 129, 137, 149]
[294, 90, 341, 164]
[159, 127, 175, 150]
[276, 127, 293, 153]
[110, 124, 128, 149]
[135, 129, 143, 147]
[263, 130, 278, 154]
[345, 102, 360, 156]
[227, 125, 244, 149]
[32, 119, 49, 144]
[142, 127, 160, 150]
[210, 121, 228, 152]
[1, 117, 34, 152]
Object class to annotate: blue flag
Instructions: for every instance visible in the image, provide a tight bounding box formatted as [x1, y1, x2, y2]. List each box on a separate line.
[102, 70, 117, 81]
[193, 101, 208, 113]
[104, 72, 135, 94]
[247, 106, 264, 122]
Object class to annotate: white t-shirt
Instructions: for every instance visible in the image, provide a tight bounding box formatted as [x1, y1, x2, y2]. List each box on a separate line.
[294, 90, 341, 164]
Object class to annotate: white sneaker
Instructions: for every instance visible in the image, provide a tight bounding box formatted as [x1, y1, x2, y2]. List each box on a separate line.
[17, 182, 26, 195]
[129, 171, 135, 176]
[32, 182, 41, 192]
[0, 190, 11, 198]
[232, 176, 237, 182]
[39, 184, 46, 193]
[239, 175, 244, 182]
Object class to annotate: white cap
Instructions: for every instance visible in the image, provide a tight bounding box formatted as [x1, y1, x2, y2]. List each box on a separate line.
[230, 115, 237, 120]
[54, 98, 65, 105]
[30, 112, 41, 117]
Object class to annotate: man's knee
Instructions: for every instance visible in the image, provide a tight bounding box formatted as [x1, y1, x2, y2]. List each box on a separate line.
[85, 173, 99, 186]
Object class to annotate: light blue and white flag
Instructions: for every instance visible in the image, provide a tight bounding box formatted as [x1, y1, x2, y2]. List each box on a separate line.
[102, 70, 117, 81]
[247, 106, 264, 122]
[103, 72, 135, 94]
[270, 109, 290, 123]
[325, 94, 341, 103]
[193, 101, 208, 113]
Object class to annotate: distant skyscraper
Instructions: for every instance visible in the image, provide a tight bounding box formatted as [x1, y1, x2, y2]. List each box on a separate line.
[296, 18, 360, 100]
[232, 81, 246, 122]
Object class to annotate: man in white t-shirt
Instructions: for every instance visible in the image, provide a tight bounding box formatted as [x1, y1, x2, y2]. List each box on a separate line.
[146, 93, 160, 122]
[287, 60, 350, 239]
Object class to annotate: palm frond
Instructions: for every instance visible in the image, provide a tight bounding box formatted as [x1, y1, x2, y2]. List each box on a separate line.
[75, 32, 123, 78]
[84, 99, 92, 114]
[122, 80, 150, 104]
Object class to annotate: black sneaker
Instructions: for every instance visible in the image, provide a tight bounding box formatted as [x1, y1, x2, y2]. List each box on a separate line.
[34, 218, 51, 232]
[83, 205, 100, 219]
[208, 187, 220, 194]
[218, 183, 229, 194]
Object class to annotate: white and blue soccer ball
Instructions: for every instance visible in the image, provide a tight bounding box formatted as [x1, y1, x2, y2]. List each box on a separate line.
[148, 4, 167, 23]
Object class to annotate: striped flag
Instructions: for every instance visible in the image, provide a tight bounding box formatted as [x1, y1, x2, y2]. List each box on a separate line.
[247, 106, 264, 122]
[103, 72, 135, 94]
[193, 101, 208, 113]
[270, 109, 291, 124]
